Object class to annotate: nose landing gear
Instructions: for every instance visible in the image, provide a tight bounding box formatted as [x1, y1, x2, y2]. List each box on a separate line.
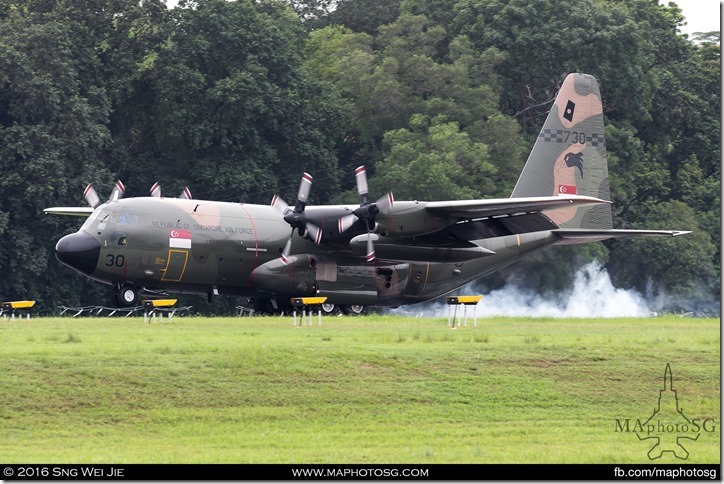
[114, 284, 139, 307]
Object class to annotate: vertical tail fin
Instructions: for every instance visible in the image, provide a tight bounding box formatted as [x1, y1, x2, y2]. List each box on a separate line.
[511, 73, 612, 229]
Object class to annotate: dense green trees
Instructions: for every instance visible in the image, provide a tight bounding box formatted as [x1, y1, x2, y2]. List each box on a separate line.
[0, 0, 118, 307]
[0, 0, 718, 312]
[146, 0, 346, 203]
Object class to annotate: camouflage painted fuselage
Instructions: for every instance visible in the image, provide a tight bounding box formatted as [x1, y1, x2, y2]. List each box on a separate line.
[57, 196, 560, 306]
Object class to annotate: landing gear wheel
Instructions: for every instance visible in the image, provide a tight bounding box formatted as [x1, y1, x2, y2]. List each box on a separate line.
[342, 304, 366, 316]
[321, 302, 338, 315]
[116, 285, 139, 307]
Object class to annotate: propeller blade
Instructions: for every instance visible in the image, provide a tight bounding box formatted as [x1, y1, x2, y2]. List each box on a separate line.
[366, 235, 375, 262]
[279, 172, 322, 263]
[179, 187, 192, 199]
[109, 180, 125, 202]
[294, 172, 313, 211]
[349, 233, 378, 262]
[355, 165, 369, 205]
[149, 182, 161, 198]
[375, 192, 394, 214]
[338, 213, 358, 233]
[271, 194, 289, 214]
[83, 183, 101, 208]
[306, 223, 323, 245]
[280, 236, 293, 265]
[337, 166, 389, 237]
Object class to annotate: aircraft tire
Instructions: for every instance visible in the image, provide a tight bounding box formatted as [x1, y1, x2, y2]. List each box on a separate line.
[321, 302, 339, 315]
[341, 304, 366, 316]
[116, 285, 139, 307]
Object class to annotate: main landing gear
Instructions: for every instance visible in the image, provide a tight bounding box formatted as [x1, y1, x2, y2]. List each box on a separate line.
[316, 302, 369, 315]
[321, 302, 338, 315]
[250, 298, 369, 316]
[341, 304, 367, 315]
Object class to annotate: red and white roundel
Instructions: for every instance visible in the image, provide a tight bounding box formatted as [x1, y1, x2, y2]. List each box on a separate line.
[558, 184, 577, 195]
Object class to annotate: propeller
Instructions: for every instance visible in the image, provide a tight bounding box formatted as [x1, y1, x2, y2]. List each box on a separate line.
[337, 166, 394, 262]
[149, 183, 192, 199]
[109, 180, 125, 202]
[271, 172, 323, 264]
[83, 184, 101, 208]
[84, 180, 125, 206]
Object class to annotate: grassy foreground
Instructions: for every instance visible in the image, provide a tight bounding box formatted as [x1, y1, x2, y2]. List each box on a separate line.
[0, 314, 719, 464]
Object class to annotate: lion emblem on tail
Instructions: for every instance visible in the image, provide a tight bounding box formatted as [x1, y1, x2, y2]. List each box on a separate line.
[564, 152, 584, 178]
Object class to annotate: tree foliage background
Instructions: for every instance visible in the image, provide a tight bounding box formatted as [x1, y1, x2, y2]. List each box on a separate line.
[0, 0, 719, 313]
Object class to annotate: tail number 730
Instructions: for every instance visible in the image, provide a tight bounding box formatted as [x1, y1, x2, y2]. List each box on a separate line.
[564, 131, 586, 144]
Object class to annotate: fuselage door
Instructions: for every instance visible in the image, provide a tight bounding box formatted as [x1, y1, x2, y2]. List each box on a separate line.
[162, 250, 189, 282]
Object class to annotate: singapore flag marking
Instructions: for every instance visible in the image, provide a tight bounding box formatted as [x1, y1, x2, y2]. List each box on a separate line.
[558, 184, 577, 195]
[169, 229, 192, 249]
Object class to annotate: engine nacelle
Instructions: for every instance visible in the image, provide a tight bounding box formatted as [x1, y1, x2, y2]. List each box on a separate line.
[250, 255, 317, 295]
[371, 222, 389, 236]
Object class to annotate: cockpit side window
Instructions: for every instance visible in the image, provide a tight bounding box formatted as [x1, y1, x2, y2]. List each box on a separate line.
[108, 231, 128, 246]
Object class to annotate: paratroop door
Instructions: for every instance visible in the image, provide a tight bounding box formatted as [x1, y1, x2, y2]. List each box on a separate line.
[162, 250, 188, 282]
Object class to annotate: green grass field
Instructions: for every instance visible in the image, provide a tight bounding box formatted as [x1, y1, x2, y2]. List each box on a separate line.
[0, 314, 719, 464]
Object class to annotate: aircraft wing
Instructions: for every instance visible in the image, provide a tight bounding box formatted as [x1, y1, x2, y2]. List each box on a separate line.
[425, 195, 610, 219]
[43, 207, 95, 217]
[553, 228, 692, 239]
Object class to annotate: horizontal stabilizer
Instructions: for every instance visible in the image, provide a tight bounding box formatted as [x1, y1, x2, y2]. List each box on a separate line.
[43, 207, 95, 217]
[553, 228, 692, 239]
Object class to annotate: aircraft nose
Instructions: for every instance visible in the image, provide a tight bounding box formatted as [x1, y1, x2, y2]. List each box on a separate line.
[55, 232, 101, 275]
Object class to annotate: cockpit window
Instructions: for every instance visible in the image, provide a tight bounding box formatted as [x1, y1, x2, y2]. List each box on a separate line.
[80, 210, 97, 230]
[82, 209, 138, 233]
[81, 209, 108, 231]
[98, 211, 111, 230]
[116, 212, 138, 225]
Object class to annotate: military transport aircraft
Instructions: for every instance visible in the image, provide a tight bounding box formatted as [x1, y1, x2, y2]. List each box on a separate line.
[45, 73, 690, 314]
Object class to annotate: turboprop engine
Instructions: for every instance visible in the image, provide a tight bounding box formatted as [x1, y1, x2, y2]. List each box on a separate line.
[250, 254, 319, 295]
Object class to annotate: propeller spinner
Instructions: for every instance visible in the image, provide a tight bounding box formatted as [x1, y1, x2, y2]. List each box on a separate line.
[271, 172, 323, 264]
[337, 166, 393, 262]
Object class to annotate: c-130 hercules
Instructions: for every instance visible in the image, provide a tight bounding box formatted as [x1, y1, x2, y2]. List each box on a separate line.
[45, 73, 690, 314]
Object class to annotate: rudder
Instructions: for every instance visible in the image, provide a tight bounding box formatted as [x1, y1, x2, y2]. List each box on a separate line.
[511, 73, 612, 229]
